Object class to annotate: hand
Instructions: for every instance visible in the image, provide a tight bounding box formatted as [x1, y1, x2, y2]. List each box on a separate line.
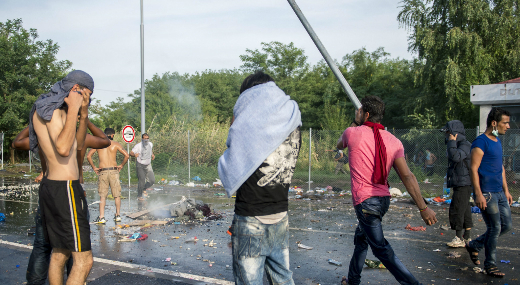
[94, 167, 101, 175]
[506, 192, 513, 205]
[79, 89, 91, 117]
[117, 165, 123, 172]
[448, 133, 458, 141]
[35, 172, 43, 183]
[135, 152, 139, 157]
[420, 207, 437, 226]
[151, 154, 155, 160]
[475, 194, 487, 210]
[64, 89, 84, 112]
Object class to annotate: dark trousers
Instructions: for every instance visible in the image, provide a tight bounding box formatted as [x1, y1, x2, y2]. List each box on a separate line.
[26, 207, 73, 285]
[136, 162, 155, 198]
[449, 185, 473, 231]
[348, 197, 419, 285]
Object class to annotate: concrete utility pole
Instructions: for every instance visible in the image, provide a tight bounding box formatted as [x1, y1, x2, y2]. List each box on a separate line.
[140, 0, 146, 134]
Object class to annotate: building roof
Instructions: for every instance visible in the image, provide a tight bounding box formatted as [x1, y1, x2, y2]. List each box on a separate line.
[497, 77, 520, 84]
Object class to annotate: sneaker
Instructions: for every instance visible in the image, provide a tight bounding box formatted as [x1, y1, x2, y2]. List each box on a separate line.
[94, 216, 106, 224]
[114, 215, 122, 222]
[447, 236, 465, 248]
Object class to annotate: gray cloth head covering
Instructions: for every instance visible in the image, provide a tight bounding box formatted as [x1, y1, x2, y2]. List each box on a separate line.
[28, 70, 94, 153]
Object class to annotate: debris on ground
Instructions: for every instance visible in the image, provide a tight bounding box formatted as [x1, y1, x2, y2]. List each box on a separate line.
[440, 225, 450, 230]
[447, 251, 461, 258]
[405, 224, 426, 231]
[296, 242, 313, 250]
[471, 206, 481, 213]
[365, 259, 386, 269]
[118, 232, 148, 242]
[473, 267, 484, 273]
[185, 237, 199, 243]
[213, 179, 222, 188]
[328, 259, 342, 266]
[389, 188, 402, 197]
[500, 260, 511, 263]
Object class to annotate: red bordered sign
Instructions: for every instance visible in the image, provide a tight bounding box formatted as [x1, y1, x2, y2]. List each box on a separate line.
[122, 125, 135, 143]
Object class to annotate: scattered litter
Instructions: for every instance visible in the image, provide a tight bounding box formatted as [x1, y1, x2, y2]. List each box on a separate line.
[0, 213, 5, 222]
[389, 188, 402, 197]
[170, 262, 177, 265]
[405, 224, 426, 231]
[365, 259, 386, 269]
[473, 267, 484, 273]
[328, 259, 342, 266]
[433, 249, 441, 252]
[164, 257, 171, 262]
[447, 251, 461, 258]
[440, 225, 450, 230]
[471, 206, 481, 213]
[297, 243, 313, 250]
[511, 202, 520, 208]
[185, 237, 199, 243]
[168, 180, 180, 186]
[213, 179, 223, 187]
[118, 232, 148, 242]
[501, 260, 511, 264]
[192, 176, 201, 181]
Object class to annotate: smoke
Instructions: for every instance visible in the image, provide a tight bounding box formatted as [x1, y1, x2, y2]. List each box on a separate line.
[168, 79, 202, 122]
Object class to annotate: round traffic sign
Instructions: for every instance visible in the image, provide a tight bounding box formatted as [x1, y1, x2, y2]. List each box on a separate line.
[122, 125, 135, 143]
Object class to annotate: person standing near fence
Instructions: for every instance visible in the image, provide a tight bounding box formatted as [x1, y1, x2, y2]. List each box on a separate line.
[326, 148, 348, 174]
[466, 107, 513, 278]
[218, 71, 302, 285]
[337, 95, 437, 285]
[425, 149, 437, 176]
[130, 133, 155, 200]
[87, 128, 129, 224]
[441, 120, 473, 248]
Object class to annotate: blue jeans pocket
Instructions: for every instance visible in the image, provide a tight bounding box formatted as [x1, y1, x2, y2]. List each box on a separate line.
[233, 221, 264, 259]
[482, 193, 492, 203]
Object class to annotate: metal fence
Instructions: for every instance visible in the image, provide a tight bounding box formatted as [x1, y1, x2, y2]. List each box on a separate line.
[5, 128, 520, 198]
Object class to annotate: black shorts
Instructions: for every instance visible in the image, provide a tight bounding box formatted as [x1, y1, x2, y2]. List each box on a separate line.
[39, 177, 91, 252]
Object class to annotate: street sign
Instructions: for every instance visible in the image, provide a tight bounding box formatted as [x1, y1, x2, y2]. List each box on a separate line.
[122, 125, 135, 143]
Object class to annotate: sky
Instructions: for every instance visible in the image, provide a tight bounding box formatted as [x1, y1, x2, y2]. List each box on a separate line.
[0, 0, 415, 107]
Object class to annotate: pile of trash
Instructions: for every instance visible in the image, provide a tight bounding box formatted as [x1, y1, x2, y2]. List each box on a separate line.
[168, 198, 223, 221]
[118, 232, 148, 242]
[293, 186, 351, 199]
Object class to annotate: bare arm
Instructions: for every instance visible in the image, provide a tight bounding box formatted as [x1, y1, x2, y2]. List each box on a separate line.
[76, 89, 91, 151]
[116, 142, 130, 171]
[393, 157, 437, 225]
[86, 148, 99, 175]
[12, 127, 30, 150]
[470, 147, 486, 210]
[35, 146, 47, 183]
[85, 120, 110, 149]
[503, 165, 513, 205]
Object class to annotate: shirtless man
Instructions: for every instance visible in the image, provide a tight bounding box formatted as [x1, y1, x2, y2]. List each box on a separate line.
[13, 121, 109, 285]
[30, 70, 94, 285]
[87, 128, 129, 224]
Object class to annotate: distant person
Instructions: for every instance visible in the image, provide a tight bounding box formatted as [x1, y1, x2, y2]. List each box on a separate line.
[414, 150, 425, 167]
[13, 121, 109, 285]
[29, 70, 94, 284]
[424, 149, 437, 176]
[337, 96, 437, 285]
[326, 148, 348, 174]
[87, 128, 129, 224]
[466, 107, 513, 278]
[441, 120, 473, 248]
[218, 71, 302, 285]
[130, 133, 155, 200]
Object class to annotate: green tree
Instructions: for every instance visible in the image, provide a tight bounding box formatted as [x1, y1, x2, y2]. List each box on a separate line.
[0, 18, 72, 153]
[398, 0, 520, 127]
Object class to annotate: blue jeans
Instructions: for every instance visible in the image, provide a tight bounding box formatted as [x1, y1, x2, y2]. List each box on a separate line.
[231, 214, 294, 285]
[26, 207, 79, 284]
[348, 197, 419, 285]
[468, 191, 512, 269]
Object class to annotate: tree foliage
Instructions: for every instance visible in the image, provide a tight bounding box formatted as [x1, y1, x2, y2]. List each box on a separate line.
[0, 19, 72, 149]
[398, 0, 520, 127]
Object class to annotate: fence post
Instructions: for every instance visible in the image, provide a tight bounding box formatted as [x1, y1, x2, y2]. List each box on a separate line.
[476, 126, 479, 137]
[308, 128, 312, 191]
[29, 150, 32, 172]
[188, 130, 191, 183]
[1, 132, 3, 170]
[127, 142, 131, 210]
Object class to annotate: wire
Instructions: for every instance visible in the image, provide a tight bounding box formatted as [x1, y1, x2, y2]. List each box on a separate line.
[95, 89, 133, 94]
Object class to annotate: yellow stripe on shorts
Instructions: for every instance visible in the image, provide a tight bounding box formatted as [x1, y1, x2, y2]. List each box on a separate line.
[69, 180, 82, 252]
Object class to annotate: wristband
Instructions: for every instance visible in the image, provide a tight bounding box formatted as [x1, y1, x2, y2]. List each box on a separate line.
[352, 120, 360, 126]
[420, 206, 428, 212]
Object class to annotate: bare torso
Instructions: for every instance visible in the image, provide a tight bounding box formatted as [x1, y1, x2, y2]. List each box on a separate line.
[33, 110, 79, 180]
[97, 141, 122, 168]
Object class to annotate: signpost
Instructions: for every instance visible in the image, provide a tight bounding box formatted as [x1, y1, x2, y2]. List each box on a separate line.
[122, 125, 135, 209]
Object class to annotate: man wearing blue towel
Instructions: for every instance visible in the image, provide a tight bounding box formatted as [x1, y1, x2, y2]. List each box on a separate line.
[218, 71, 302, 285]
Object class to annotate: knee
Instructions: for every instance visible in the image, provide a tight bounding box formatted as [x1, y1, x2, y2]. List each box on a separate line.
[500, 222, 513, 236]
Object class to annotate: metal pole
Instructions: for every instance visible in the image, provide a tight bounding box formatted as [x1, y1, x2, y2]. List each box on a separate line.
[287, 0, 361, 110]
[29, 151, 31, 172]
[308, 128, 312, 191]
[476, 126, 480, 137]
[127, 143, 131, 210]
[140, 0, 146, 134]
[1, 133, 3, 170]
[188, 130, 191, 183]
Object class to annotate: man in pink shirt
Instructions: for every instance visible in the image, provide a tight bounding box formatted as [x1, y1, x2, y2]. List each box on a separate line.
[337, 96, 437, 285]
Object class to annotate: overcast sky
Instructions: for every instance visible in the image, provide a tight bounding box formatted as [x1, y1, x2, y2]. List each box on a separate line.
[0, 0, 415, 107]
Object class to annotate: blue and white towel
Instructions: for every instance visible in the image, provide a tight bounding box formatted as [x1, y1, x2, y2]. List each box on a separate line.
[218, 82, 301, 197]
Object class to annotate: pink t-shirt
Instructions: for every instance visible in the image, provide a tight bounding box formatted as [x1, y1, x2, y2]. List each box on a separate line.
[342, 125, 405, 206]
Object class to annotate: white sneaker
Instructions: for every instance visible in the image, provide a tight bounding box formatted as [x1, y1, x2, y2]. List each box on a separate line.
[447, 236, 465, 248]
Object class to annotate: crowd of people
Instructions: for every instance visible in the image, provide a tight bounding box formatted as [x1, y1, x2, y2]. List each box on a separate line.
[11, 69, 514, 284]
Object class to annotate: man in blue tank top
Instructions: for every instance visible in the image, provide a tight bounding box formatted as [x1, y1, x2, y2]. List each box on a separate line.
[466, 107, 513, 278]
